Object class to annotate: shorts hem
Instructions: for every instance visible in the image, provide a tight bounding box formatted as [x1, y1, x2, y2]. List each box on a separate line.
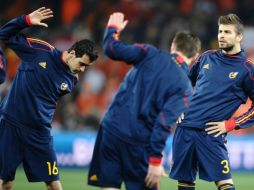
[169, 174, 194, 182]
[27, 177, 60, 182]
[88, 181, 121, 188]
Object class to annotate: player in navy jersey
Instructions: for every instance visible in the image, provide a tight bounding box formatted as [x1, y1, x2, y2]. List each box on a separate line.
[170, 14, 254, 190]
[0, 47, 7, 189]
[0, 7, 98, 190]
[87, 12, 201, 190]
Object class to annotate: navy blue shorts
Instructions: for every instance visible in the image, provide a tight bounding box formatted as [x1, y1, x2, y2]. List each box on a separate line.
[170, 126, 232, 182]
[0, 119, 59, 182]
[88, 127, 157, 190]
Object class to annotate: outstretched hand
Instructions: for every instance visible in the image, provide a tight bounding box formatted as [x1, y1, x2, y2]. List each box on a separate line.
[107, 12, 128, 33]
[205, 121, 227, 137]
[145, 164, 167, 189]
[28, 7, 53, 27]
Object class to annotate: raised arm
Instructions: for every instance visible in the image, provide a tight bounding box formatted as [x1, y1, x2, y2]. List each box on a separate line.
[103, 12, 147, 64]
[0, 7, 53, 61]
[0, 7, 53, 42]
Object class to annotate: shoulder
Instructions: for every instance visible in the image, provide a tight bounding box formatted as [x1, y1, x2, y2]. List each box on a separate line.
[242, 58, 254, 80]
[201, 49, 217, 58]
[194, 49, 217, 64]
[25, 36, 55, 52]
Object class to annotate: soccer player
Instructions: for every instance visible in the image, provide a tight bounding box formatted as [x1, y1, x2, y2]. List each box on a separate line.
[0, 47, 6, 189]
[170, 14, 254, 190]
[88, 12, 201, 190]
[0, 7, 98, 190]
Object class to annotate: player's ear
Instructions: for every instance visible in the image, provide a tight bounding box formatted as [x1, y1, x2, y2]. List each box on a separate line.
[170, 42, 176, 52]
[236, 33, 243, 42]
[69, 50, 76, 57]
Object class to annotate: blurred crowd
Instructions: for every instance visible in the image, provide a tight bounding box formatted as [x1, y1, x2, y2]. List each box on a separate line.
[0, 0, 254, 134]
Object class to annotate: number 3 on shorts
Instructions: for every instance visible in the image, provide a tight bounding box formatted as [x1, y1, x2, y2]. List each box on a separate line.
[47, 161, 59, 175]
[221, 160, 230, 174]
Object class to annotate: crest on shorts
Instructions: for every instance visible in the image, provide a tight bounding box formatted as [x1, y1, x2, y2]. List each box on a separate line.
[89, 174, 98, 181]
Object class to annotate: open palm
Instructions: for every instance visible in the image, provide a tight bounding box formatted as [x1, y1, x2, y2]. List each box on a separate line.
[28, 7, 53, 27]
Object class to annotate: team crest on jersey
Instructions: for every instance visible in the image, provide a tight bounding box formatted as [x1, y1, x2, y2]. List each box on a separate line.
[229, 72, 238, 79]
[39, 62, 47, 69]
[203, 64, 209, 69]
[60, 83, 68, 91]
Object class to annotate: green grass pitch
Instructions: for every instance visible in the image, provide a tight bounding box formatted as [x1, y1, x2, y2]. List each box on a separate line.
[12, 168, 254, 190]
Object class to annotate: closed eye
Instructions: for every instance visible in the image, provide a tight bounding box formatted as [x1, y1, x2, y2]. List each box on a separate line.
[79, 62, 91, 67]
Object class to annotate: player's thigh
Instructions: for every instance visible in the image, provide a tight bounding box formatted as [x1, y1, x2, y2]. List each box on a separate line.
[196, 132, 232, 182]
[22, 132, 59, 182]
[88, 128, 123, 188]
[0, 120, 23, 181]
[122, 142, 158, 190]
[125, 180, 157, 190]
[121, 143, 148, 184]
[169, 126, 198, 182]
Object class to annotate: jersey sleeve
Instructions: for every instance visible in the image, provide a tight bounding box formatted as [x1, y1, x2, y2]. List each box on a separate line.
[226, 60, 254, 130]
[148, 84, 192, 164]
[0, 48, 7, 84]
[189, 55, 202, 86]
[0, 15, 36, 61]
[103, 27, 147, 64]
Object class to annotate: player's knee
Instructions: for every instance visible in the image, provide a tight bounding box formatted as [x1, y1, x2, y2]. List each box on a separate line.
[178, 181, 196, 190]
[1, 180, 14, 190]
[217, 183, 235, 190]
[45, 181, 62, 190]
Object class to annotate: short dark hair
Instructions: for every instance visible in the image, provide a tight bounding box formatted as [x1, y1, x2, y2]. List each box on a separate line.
[172, 31, 201, 58]
[68, 39, 98, 62]
[218, 13, 244, 35]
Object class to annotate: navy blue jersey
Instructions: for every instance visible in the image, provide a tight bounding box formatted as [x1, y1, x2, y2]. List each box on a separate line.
[0, 48, 7, 84]
[101, 27, 192, 159]
[0, 15, 78, 132]
[179, 50, 254, 130]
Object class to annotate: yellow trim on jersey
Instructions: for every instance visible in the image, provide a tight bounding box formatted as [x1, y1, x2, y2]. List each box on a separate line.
[247, 59, 254, 67]
[27, 37, 55, 50]
[236, 109, 254, 125]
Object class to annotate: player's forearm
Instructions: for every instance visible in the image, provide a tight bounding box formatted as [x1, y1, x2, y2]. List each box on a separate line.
[0, 15, 30, 42]
[103, 27, 120, 60]
[103, 27, 146, 64]
[226, 103, 254, 131]
[148, 123, 172, 165]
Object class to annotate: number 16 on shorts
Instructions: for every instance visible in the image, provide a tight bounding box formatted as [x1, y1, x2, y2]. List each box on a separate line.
[47, 161, 59, 175]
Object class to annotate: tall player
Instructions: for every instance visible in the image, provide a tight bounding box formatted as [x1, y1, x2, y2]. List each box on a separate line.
[170, 14, 254, 190]
[88, 12, 201, 190]
[0, 7, 98, 190]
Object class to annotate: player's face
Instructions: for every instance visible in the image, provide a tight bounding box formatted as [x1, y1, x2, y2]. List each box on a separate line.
[218, 24, 241, 52]
[69, 54, 93, 74]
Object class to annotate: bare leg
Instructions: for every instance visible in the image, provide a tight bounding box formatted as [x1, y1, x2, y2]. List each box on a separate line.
[45, 181, 63, 190]
[0, 180, 14, 190]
